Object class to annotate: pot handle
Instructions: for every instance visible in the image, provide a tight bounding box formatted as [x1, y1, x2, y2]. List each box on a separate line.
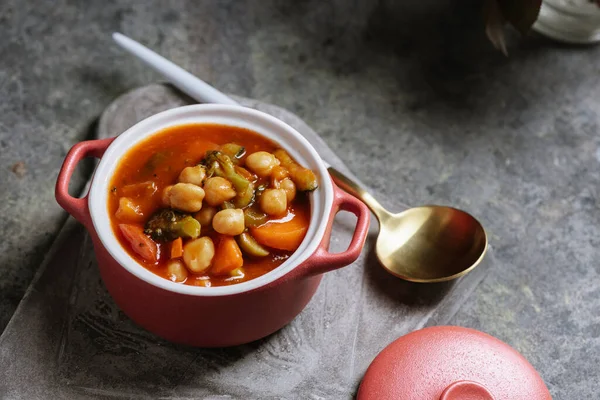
[55, 138, 114, 230]
[293, 179, 371, 278]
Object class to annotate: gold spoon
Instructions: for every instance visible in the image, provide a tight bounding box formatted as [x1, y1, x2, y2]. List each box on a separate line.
[328, 167, 488, 283]
[112, 33, 488, 282]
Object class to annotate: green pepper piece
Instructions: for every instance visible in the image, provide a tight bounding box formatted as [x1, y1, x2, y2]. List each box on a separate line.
[244, 207, 269, 227]
[273, 149, 318, 192]
[237, 232, 269, 257]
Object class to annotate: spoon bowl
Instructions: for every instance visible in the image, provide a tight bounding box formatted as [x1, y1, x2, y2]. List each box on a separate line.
[329, 168, 487, 282]
[376, 206, 487, 282]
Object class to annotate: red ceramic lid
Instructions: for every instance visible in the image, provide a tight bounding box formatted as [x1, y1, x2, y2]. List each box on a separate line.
[357, 326, 552, 400]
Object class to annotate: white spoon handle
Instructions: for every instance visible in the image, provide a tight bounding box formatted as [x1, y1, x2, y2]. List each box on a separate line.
[112, 32, 239, 106]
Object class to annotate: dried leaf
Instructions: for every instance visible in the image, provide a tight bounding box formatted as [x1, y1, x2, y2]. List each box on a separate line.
[498, 0, 542, 34]
[484, 0, 508, 56]
[11, 161, 26, 178]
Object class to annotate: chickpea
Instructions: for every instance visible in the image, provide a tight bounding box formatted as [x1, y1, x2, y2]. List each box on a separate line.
[271, 166, 289, 181]
[178, 165, 206, 186]
[203, 177, 236, 206]
[194, 206, 218, 227]
[115, 197, 145, 222]
[245, 151, 279, 177]
[280, 178, 297, 202]
[260, 189, 287, 216]
[212, 209, 245, 236]
[183, 237, 215, 273]
[167, 259, 188, 283]
[167, 183, 205, 213]
[162, 185, 173, 207]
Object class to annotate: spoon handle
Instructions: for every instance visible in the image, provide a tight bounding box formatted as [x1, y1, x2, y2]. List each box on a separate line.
[112, 33, 238, 106]
[327, 167, 390, 221]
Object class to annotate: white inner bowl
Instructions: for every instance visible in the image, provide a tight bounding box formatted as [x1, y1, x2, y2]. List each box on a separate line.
[89, 104, 333, 296]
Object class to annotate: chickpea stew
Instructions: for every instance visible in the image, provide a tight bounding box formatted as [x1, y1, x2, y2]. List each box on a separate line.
[108, 124, 318, 287]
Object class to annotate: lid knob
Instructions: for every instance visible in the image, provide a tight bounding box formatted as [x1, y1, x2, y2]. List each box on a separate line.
[439, 381, 495, 400]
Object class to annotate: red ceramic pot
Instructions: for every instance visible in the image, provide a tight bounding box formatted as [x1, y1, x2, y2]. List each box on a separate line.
[55, 104, 370, 347]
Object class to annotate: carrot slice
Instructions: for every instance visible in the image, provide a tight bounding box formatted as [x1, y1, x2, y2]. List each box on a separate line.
[119, 224, 158, 263]
[211, 236, 243, 275]
[250, 208, 309, 251]
[170, 237, 183, 259]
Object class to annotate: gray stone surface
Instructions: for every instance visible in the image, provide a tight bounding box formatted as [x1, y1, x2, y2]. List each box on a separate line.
[0, 0, 598, 398]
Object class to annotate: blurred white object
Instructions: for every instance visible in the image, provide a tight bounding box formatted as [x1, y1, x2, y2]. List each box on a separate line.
[533, 0, 600, 43]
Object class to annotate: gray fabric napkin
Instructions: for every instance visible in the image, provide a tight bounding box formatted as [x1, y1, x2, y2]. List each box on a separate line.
[0, 84, 494, 399]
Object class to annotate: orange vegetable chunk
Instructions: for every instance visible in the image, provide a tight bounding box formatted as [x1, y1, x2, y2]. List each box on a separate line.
[170, 237, 183, 259]
[212, 236, 244, 275]
[250, 207, 309, 251]
[118, 224, 158, 263]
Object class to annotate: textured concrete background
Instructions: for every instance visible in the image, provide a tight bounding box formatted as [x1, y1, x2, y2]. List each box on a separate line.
[0, 0, 599, 398]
